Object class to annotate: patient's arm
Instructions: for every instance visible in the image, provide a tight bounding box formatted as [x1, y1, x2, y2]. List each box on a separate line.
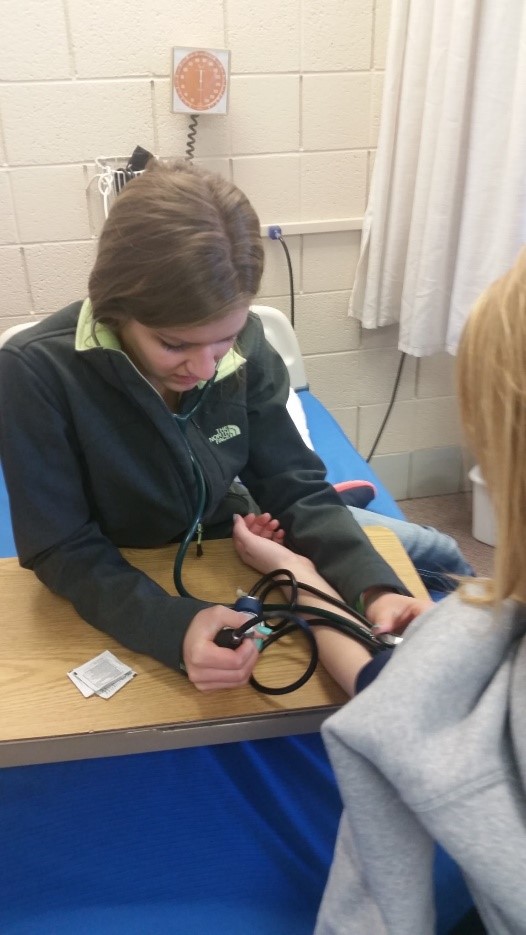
[232, 514, 372, 695]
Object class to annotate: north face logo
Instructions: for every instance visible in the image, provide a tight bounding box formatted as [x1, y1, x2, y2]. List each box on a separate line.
[209, 424, 241, 444]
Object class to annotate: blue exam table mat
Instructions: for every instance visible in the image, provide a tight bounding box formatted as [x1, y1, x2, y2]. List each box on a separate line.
[297, 390, 405, 520]
[0, 739, 472, 934]
[0, 462, 15, 557]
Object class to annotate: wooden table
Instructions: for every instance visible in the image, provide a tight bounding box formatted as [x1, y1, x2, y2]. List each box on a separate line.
[0, 528, 426, 767]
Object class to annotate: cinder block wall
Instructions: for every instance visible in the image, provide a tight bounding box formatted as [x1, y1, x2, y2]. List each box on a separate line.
[0, 0, 465, 499]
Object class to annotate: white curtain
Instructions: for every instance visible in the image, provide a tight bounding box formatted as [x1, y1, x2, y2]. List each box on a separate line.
[351, 0, 526, 356]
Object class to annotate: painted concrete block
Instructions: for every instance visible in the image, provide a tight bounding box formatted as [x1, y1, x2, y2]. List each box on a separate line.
[259, 237, 301, 297]
[1, 81, 154, 165]
[0, 0, 70, 80]
[413, 397, 463, 449]
[301, 151, 367, 220]
[24, 241, 97, 316]
[68, 0, 224, 77]
[232, 155, 301, 225]
[0, 173, 17, 244]
[302, 0, 373, 71]
[357, 346, 417, 404]
[230, 76, 300, 154]
[302, 230, 361, 293]
[357, 399, 417, 457]
[11, 166, 91, 242]
[228, 0, 301, 73]
[0, 247, 32, 317]
[370, 452, 411, 500]
[302, 74, 371, 151]
[294, 291, 361, 354]
[305, 351, 361, 409]
[409, 446, 463, 498]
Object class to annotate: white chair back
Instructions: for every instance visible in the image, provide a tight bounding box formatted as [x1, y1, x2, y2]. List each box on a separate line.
[0, 322, 37, 349]
[251, 305, 307, 391]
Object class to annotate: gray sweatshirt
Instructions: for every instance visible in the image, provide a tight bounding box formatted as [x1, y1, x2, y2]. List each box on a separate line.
[315, 592, 526, 934]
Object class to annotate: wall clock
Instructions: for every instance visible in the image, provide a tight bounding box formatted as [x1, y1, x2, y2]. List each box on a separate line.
[172, 47, 230, 115]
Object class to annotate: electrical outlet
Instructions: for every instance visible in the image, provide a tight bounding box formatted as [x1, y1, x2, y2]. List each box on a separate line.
[172, 47, 231, 115]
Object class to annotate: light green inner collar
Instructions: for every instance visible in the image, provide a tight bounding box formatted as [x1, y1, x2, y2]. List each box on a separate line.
[75, 297, 246, 384]
[76, 298, 120, 351]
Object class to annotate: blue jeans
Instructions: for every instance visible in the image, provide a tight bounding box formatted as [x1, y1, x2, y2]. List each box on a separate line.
[350, 507, 475, 593]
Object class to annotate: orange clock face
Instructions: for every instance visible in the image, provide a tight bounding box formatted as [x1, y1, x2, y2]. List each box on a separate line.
[174, 51, 227, 111]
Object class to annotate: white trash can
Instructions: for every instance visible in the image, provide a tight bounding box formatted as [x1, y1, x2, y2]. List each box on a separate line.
[468, 465, 496, 546]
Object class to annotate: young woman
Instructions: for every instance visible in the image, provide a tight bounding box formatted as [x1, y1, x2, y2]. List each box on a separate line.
[0, 159, 430, 691]
[232, 251, 526, 933]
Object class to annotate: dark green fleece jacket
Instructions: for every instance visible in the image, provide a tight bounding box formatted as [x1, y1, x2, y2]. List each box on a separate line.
[0, 302, 406, 672]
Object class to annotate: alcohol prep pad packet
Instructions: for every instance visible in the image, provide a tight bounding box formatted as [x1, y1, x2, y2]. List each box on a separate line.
[68, 650, 136, 698]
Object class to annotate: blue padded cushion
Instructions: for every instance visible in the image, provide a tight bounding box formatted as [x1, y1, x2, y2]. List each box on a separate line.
[0, 738, 472, 935]
[1, 737, 341, 934]
[297, 390, 406, 520]
[0, 463, 15, 558]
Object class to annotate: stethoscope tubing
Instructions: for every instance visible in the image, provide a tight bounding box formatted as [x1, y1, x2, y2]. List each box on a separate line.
[172, 375, 216, 597]
[170, 375, 391, 694]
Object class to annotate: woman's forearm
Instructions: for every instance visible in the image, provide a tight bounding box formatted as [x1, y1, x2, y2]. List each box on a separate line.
[233, 516, 372, 695]
[258, 552, 372, 696]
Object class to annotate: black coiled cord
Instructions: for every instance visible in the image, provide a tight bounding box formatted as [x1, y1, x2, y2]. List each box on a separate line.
[185, 115, 199, 161]
[234, 568, 389, 695]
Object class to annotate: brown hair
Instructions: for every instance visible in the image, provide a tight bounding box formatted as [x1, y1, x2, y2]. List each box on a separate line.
[89, 159, 264, 330]
[457, 247, 526, 605]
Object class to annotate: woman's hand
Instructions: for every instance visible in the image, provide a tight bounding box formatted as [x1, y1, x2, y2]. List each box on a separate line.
[238, 511, 286, 543]
[183, 515, 293, 692]
[232, 513, 313, 577]
[182, 604, 259, 692]
[363, 589, 433, 635]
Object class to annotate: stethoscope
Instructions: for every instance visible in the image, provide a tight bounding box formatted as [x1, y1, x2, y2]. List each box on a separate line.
[171, 373, 217, 598]
[169, 372, 394, 694]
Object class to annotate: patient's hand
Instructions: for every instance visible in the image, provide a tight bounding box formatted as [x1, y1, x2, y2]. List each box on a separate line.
[238, 512, 286, 543]
[364, 589, 433, 634]
[232, 514, 314, 577]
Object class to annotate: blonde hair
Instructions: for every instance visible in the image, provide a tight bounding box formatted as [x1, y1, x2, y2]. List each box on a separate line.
[457, 247, 526, 605]
[89, 159, 264, 330]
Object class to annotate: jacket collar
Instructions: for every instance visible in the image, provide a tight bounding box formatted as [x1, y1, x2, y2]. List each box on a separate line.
[75, 298, 246, 385]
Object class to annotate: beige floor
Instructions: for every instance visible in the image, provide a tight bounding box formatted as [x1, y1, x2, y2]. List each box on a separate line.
[398, 492, 495, 578]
